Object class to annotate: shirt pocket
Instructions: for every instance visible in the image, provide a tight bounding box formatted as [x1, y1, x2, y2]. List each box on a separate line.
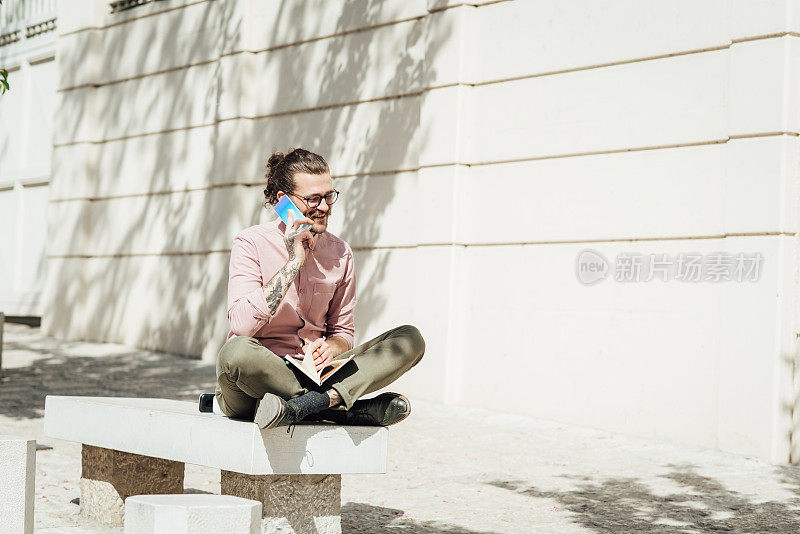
[308, 282, 337, 327]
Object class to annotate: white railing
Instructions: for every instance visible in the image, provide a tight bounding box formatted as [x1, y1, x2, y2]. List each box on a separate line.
[0, 0, 57, 30]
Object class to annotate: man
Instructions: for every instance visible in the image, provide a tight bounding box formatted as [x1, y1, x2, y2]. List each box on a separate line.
[213, 148, 425, 429]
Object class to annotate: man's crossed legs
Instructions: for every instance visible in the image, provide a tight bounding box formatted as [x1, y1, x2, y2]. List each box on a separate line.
[215, 325, 425, 427]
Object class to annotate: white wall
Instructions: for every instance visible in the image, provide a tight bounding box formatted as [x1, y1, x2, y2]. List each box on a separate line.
[43, 0, 800, 462]
[419, 0, 800, 463]
[0, 1, 57, 316]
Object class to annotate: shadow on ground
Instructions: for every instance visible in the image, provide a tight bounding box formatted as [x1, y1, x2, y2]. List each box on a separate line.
[342, 502, 497, 534]
[489, 463, 800, 533]
[0, 333, 216, 420]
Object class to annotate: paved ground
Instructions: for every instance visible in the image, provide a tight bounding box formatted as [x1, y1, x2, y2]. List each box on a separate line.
[4, 323, 800, 533]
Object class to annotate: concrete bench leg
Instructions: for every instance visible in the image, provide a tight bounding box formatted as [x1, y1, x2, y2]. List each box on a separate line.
[80, 444, 184, 527]
[0, 436, 35, 534]
[221, 471, 341, 534]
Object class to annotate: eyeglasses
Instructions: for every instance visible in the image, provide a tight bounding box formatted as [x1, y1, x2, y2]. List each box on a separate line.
[290, 190, 339, 209]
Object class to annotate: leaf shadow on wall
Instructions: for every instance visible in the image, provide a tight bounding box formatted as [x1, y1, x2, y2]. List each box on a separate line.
[48, 1, 451, 359]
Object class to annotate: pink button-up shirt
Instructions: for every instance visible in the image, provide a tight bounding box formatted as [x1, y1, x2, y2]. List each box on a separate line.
[226, 218, 356, 357]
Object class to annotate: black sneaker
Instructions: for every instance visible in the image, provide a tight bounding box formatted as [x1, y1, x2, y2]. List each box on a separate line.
[253, 393, 295, 429]
[309, 393, 411, 426]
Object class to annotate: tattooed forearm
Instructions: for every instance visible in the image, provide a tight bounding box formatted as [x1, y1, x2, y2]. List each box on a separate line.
[263, 257, 303, 315]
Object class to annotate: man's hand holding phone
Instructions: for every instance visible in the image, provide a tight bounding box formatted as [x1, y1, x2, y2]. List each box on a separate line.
[283, 209, 314, 262]
[275, 195, 314, 262]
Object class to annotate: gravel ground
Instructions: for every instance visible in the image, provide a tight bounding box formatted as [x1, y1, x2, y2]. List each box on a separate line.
[3, 322, 800, 533]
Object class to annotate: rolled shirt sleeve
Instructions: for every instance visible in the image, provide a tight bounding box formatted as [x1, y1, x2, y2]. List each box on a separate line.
[227, 235, 272, 337]
[325, 245, 356, 349]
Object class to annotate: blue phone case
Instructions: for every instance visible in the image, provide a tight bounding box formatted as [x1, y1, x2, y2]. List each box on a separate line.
[274, 196, 309, 230]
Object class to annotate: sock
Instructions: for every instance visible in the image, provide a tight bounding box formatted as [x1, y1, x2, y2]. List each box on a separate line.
[286, 390, 331, 421]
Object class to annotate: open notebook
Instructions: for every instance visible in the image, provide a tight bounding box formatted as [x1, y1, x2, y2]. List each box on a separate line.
[285, 350, 355, 386]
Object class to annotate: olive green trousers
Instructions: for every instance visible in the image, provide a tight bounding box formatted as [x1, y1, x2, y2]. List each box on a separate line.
[214, 324, 425, 419]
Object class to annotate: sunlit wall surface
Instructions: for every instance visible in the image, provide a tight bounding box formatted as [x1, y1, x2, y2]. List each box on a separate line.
[39, 0, 800, 462]
[0, 0, 57, 315]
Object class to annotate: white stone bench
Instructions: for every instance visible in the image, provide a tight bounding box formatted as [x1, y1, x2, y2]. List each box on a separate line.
[0, 435, 36, 534]
[125, 494, 262, 534]
[44, 396, 388, 533]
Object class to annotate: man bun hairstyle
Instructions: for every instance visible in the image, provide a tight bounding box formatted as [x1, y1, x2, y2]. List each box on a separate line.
[263, 148, 330, 206]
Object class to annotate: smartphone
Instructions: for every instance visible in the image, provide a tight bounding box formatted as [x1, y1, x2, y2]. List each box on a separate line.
[198, 393, 214, 413]
[199, 393, 225, 415]
[274, 195, 309, 231]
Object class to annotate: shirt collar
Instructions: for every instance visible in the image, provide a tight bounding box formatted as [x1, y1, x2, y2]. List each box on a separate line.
[276, 220, 321, 251]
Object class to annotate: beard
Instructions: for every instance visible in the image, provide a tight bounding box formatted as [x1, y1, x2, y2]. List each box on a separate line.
[307, 208, 331, 234]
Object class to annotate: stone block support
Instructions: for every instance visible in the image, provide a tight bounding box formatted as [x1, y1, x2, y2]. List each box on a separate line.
[81, 444, 184, 527]
[221, 471, 341, 534]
